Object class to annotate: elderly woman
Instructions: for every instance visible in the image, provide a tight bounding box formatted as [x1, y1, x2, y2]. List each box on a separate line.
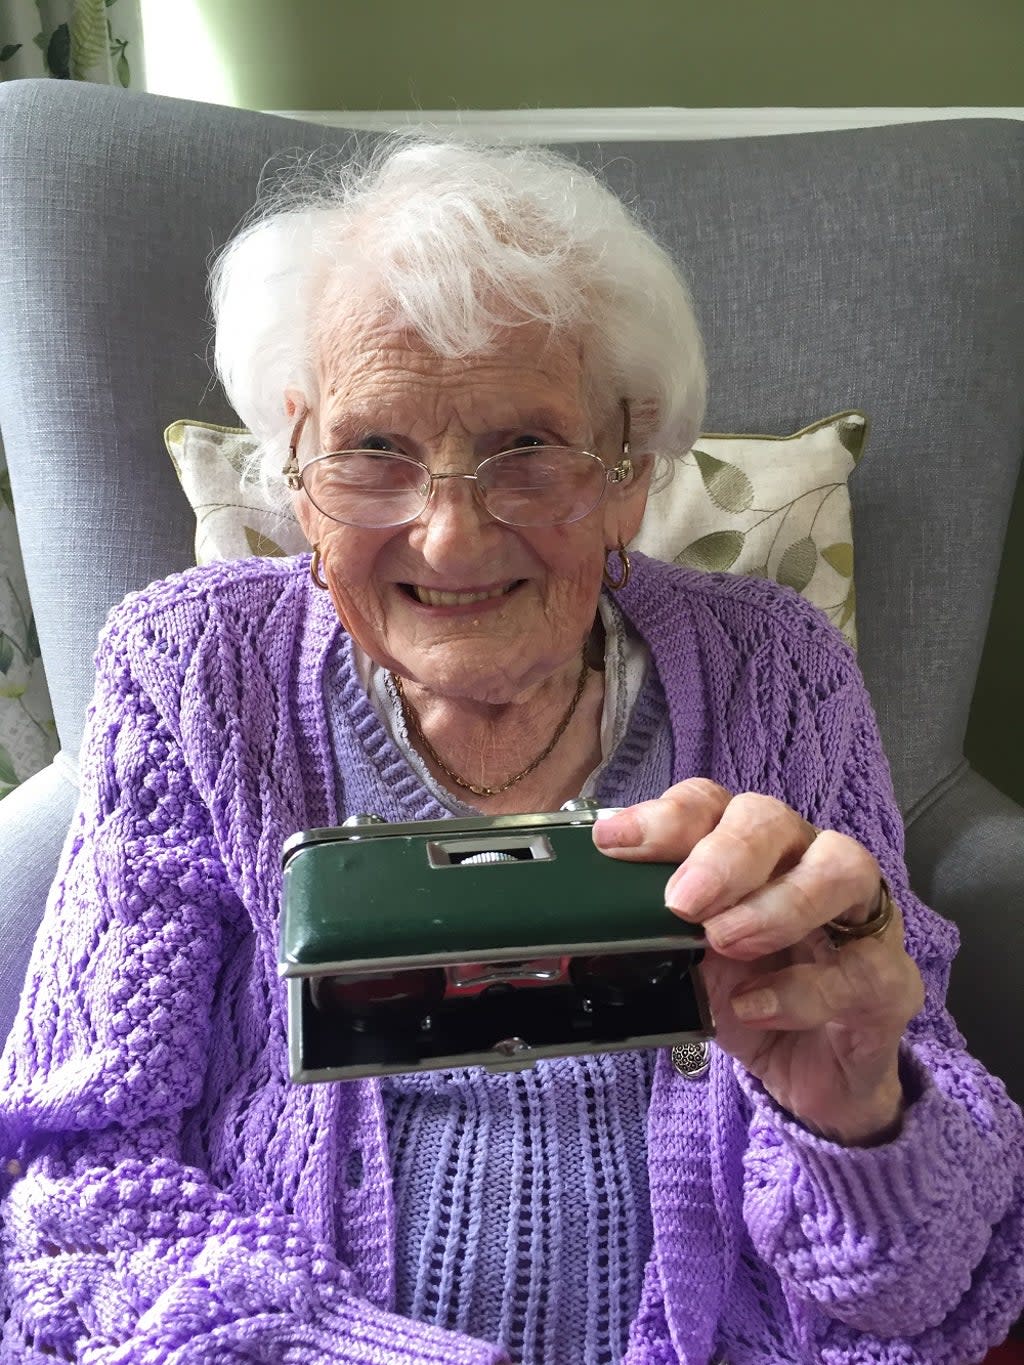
[1, 141, 1021, 1365]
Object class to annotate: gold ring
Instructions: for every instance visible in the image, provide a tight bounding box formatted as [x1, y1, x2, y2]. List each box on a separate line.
[822, 877, 896, 949]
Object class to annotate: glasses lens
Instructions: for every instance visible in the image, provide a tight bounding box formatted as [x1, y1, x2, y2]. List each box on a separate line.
[478, 447, 607, 527]
[303, 452, 429, 528]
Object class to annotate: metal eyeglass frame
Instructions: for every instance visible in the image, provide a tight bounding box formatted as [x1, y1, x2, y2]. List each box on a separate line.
[282, 398, 634, 529]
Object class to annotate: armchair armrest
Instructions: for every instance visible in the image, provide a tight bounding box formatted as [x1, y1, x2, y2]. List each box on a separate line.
[0, 757, 79, 1044]
[904, 764, 1024, 1106]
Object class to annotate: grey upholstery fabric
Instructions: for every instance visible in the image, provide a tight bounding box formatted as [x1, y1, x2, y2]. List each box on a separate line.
[573, 133, 1024, 816]
[904, 767, 1024, 1096]
[0, 83, 378, 756]
[0, 81, 1021, 1098]
[0, 762, 79, 1035]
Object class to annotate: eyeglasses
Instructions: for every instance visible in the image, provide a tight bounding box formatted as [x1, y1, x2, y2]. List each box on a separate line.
[283, 400, 633, 530]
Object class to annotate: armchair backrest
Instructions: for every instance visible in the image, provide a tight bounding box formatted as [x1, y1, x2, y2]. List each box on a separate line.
[1, 82, 1023, 1096]
[1, 82, 1021, 816]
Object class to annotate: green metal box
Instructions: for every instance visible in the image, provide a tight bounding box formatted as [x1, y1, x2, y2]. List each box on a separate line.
[279, 806, 713, 1081]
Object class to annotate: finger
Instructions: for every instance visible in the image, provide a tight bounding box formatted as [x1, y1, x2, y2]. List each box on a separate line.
[592, 778, 732, 862]
[728, 943, 925, 1033]
[702, 832, 886, 958]
[663, 792, 815, 921]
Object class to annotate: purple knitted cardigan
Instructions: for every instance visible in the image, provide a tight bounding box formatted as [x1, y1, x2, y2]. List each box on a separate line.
[1, 553, 1021, 1365]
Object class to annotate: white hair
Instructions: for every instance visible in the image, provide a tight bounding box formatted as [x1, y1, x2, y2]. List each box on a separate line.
[209, 136, 707, 511]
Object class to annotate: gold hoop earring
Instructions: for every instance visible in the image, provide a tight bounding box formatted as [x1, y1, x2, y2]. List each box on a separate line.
[602, 541, 631, 591]
[310, 544, 328, 590]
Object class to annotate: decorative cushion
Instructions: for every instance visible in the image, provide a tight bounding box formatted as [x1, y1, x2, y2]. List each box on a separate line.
[164, 410, 865, 646]
[631, 411, 865, 646]
[163, 419, 303, 563]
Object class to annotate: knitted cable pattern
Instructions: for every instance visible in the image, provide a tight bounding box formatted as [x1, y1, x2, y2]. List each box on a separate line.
[0, 570, 507, 1365]
[620, 565, 1024, 1365]
[0, 552, 1019, 1365]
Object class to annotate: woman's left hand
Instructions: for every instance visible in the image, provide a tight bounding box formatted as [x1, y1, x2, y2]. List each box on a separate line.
[594, 779, 926, 1145]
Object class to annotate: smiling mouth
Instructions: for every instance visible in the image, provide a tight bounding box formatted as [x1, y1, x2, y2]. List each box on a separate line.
[405, 581, 524, 607]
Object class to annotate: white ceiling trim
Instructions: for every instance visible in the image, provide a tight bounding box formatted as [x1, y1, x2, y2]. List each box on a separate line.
[268, 107, 1023, 142]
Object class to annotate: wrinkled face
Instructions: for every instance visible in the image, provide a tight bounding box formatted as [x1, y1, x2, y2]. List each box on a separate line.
[290, 303, 651, 705]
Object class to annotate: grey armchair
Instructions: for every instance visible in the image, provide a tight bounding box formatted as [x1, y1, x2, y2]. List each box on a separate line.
[0, 81, 1021, 1100]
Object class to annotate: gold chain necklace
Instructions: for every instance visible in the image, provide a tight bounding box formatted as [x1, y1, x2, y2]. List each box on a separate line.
[390, 648, 590, 798]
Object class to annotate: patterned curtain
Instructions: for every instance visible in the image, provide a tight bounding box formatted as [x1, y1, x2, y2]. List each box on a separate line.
[0, 1, 144, 796]
[1, 0, 143, 87]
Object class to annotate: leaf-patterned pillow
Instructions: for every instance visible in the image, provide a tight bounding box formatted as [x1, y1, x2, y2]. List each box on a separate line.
[165, 408, 865, 646]
[164, 420, 306, 563]
[630, 410, 865, 646]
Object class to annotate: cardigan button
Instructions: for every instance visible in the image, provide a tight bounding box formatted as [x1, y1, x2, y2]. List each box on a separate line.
[671, 1041, 711, 1079]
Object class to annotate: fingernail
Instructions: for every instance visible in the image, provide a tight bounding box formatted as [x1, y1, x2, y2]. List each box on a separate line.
[665, 865, 716, 918]
[732, 988, 778, 1021]
[593, 812, 642, 850]
[664, 865, 695, 914]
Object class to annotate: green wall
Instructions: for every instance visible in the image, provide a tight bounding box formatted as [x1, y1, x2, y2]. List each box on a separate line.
[968, 471, 1024, 805]
[168, 0, 1024, 802]
[193, 0, 1023, 111]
